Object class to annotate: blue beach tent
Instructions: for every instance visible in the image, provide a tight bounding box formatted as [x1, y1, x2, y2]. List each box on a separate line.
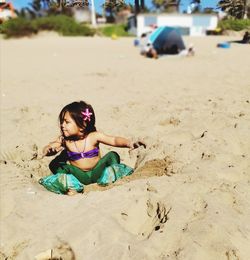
[149, 26, 186, 55]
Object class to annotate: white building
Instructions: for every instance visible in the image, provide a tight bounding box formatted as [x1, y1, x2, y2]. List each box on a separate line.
[133, 13, 218, 37]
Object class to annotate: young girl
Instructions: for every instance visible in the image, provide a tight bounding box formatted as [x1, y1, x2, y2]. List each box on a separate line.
[39, 100, 145, 195]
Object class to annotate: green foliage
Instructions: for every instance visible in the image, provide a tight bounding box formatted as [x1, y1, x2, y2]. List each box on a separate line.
[0, 15, 95, 38]
[34, 15, 95, 36]
[0, 17, 38, 38]
[218, 18, 250, 31]
[98, 24, 130, 37]
[0, 16, 133, 38]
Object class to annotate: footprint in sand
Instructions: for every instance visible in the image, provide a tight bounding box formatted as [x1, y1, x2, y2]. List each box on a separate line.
[116, 196, 171, 240]
[201, 152, 216, 160]
[35, 241, 75, 260]
[1, 241, 29, 260]
[159, 117, 181, 126]
[0, 144, 39, 163]
[225, 249, 240, 260]
[182, 198, 208, 232]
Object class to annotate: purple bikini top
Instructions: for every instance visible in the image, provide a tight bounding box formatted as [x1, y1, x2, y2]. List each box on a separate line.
[67, 147, 99, 161]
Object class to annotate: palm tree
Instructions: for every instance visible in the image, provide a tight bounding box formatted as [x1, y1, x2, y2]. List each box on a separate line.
[134, 0, 146, 14]
[189, 0, 201, 13]
[243, 0, 250, 18]
[25, 0, 50, 17]
[218, 0, 248, 19]
[151, 0, 181, 13]
[134, 0, 139, 13]
[103, 0, 127, 20]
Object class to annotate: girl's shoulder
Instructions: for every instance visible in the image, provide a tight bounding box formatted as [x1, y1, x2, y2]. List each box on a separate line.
[88, 131, 106, 143]
[85, 131, 99, 147]
[87, 131, 99, 139]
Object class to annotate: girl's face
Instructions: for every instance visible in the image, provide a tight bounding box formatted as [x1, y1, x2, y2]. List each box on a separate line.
[61, 112, 82, 137]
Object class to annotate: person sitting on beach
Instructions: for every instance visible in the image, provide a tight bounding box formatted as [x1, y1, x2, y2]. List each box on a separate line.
[141, 42, 158, 59]
[178, 44, 195, 57]
[141, 42, 194, 59]
[242, 31, 250, 44]
[39, 100, 146, 195]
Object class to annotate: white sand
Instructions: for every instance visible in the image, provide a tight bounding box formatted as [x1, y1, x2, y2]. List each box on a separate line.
[0, 34, 250, 259]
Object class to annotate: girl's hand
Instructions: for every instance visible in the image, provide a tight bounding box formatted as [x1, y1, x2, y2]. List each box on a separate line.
[129, 140, 146, 151]
[42, 144, 62, 157]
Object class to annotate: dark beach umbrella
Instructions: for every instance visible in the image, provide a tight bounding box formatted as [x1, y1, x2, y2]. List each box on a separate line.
[149, 26, 186, 54]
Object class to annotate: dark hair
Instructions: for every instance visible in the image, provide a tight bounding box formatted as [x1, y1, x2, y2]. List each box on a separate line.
[59, 101, 96, 138]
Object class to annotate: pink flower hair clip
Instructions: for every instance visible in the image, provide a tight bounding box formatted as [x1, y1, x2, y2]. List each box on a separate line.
[81, 108, 92, 122]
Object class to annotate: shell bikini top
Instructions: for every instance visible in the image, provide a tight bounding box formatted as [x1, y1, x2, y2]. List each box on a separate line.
[66, 137, 99, 161]
[67, 148, 99, 161]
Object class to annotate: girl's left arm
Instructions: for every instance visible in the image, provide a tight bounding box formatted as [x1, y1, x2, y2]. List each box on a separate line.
[94, 132, 146, 150]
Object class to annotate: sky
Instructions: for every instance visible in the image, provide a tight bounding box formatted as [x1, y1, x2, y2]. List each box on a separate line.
[13, 0, 220, 14]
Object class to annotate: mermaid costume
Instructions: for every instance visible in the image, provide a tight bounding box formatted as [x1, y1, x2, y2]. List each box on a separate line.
[39, 147, 133, 194]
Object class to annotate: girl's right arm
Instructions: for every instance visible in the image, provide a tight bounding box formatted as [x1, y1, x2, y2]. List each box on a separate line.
[42, 136, 64, 156]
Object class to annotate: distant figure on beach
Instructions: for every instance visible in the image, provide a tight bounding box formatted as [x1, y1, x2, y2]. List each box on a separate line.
[139, 26, 194, 59]
[242, 31, 250, 44]
[141, 43, 195, 59]
[141, 42, 159, 59]
[139, 32, 158, 59]
[178, 44, 195, 57]
[39, 101, 146, 195]
[229, 31, 250, 44]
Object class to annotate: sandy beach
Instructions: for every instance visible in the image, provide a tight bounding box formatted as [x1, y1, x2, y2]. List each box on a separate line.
[1, 34, 250, 259]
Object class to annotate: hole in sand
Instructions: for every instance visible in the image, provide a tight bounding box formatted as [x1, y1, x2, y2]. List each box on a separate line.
[1, 145, 174, 195]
